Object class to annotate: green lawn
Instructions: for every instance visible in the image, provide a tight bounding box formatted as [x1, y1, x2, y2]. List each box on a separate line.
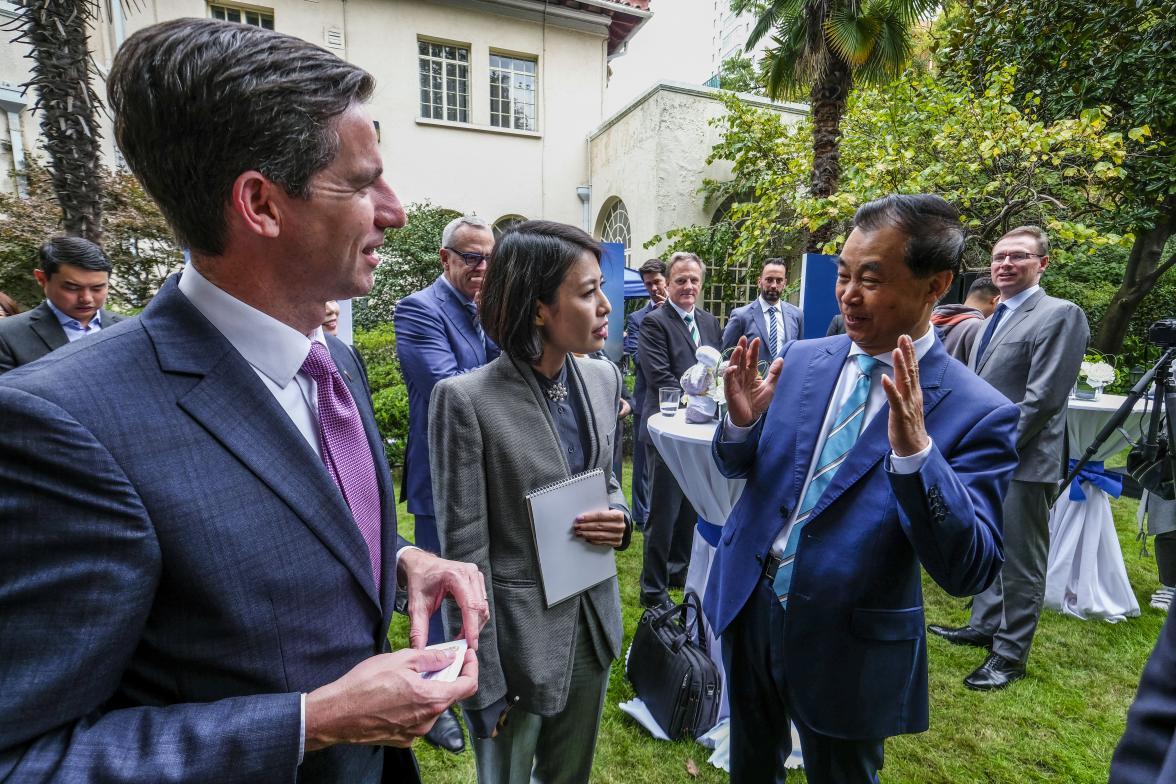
[393, 466, 1164, 782]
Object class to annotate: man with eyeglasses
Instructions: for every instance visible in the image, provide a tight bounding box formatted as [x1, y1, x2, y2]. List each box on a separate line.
[929, 225, 1088, 691]
[394, 213, 498, 753]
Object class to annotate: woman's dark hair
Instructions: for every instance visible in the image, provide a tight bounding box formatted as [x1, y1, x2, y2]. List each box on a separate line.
[480, 220, 602, 362]
[852, 194, 966, 277]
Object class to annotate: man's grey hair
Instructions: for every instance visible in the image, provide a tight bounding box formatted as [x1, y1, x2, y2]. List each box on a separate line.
[667, 251, 706, 278]
[441, 215, 491, 249]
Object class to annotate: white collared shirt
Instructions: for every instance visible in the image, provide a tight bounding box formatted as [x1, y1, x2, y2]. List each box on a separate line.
[178, 264, 325, 458]
[988, 284, 1039, 341]
[758, 296, 786, 350]
[667, 299, 695, 323]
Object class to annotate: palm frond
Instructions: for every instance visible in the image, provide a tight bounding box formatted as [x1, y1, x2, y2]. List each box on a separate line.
[857, 12, 914, 81]
[825, 6, 882, 67]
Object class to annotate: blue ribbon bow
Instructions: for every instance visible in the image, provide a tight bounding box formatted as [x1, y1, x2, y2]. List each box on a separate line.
[1067, 459, 1123, 502]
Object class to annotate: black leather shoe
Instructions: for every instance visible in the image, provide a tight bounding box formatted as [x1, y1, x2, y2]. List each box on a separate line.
[963, 653, 1025, 691]
[927, 623, 993, 649]
[423, 707, 466, 754]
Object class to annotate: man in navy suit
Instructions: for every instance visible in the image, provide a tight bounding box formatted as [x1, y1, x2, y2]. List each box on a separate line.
[708, 194, 1019, 783]
[394, 214, 498, 753]
[1111, 611, 1176, 782]
[0, 19, 488, 783]
[721, 258, 804, 357]
[623, 257, 666, 527]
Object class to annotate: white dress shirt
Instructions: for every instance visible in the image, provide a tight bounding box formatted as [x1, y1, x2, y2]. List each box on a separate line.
[758, 296, 786, 353]
[724, 328, 937, 556]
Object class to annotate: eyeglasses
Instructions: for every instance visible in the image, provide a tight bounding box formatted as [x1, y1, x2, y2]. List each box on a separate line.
[444, 247, 490, 267]
[991, 252, 1045, 264]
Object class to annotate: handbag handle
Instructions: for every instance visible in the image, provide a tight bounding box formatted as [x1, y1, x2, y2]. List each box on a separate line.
[650, 591, 708, 655]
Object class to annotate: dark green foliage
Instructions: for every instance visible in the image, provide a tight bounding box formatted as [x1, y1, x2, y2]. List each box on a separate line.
[353, 201, 462, 329]
[352, 323, 409, 468]
[717, 54, 765, 95]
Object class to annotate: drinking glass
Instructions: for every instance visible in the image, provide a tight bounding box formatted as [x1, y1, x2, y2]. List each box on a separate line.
[659, 387, 681, 417]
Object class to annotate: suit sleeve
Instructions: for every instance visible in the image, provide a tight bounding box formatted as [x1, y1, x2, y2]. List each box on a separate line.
[394, 294, 467, 399]
[428, 380, 506, 711]
[721, 309, 745, 352]
[888, 400, 1020, 597]
[1014, 303, 1089, 451]
[793, 306, 804, 341]
[623, 311, 641, 359]
[602, 361, 633, 551]
[0, 387, 300, 784]
[1109, 611, 1176, 784]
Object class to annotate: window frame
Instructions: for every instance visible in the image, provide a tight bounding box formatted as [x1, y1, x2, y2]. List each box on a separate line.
[418, 37, 471, 124]
[208, 2, 274, 29]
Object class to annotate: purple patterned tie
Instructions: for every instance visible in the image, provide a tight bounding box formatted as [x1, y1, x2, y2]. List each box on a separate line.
[300, 342, 382, 587]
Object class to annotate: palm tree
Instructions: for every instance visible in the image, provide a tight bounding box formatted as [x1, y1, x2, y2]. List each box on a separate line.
[735, 0, 937, 249]
[12, 0, 105, 242]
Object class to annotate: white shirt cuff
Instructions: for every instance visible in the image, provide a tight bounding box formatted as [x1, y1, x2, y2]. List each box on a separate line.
[298, 693, 306, 765]
[889, 439, 933, 474]
[721, 414, 759, 442]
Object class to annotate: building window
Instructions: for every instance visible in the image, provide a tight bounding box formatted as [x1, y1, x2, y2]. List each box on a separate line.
[600, 199, 631, 266]
[489, 54, 536, 131]
[209, 3, 273, 29]
[419, 41, 469, 123]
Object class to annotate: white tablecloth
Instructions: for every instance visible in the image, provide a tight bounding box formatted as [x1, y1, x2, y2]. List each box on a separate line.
[644, 411, 803, 770]
[1044, 394, 1150, 621]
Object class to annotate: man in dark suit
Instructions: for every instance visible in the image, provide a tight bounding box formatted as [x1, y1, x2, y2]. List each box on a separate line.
[709, 194, 1019, 783]
[393, 213, 498, 753]
[929, 226, 1088, 691]
[1111, 611, 1176, 782]
[623, 257, 666, 528]
[0, 19, 488, 783]
[637, 251, 722, 611]
[0, 236, 124, 373]
[721, 257, 804, 357]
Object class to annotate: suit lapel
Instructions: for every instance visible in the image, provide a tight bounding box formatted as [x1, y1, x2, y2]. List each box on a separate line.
[665, 305, 695, 347]
[975, 289, 1043, 374]
[750, 305, 770, 351]
[808, 339, 952, 524]
[29, 302, 68, 352]
[432, 278, 484, 363]
[144, 280, 381, 609]
[786, 340, 850, 506]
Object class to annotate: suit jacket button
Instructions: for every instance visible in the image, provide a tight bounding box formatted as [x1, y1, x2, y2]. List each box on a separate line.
[779, 505, 790, 518]
[755, 553, 763, 563]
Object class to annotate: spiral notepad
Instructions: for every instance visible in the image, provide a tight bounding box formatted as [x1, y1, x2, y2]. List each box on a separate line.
[525, 468, 617, 608]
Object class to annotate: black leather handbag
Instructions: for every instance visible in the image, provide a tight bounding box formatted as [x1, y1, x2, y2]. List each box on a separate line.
[626, 591, 722, 740]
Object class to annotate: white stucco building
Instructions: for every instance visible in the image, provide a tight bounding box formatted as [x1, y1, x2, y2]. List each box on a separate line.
[0, 0, 651, 233]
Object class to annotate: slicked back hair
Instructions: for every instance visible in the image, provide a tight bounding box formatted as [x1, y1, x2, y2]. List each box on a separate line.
[108, 18, 375, 256]
[998, 225, 1050, 256]
[479, 220, 602, 363]
[38, 236, 113, 278]
[852, 194, 966, 277]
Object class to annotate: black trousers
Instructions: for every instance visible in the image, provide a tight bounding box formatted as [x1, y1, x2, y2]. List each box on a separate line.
[640, 442, 696, 603]
[723, 577, 885, 784]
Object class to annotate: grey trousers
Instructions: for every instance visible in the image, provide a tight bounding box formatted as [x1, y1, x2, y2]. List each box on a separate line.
[970, 479, 1054, 664]
[470, 621, 609, 784]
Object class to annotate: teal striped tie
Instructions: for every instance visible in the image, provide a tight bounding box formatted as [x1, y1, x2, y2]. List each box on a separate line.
[773, 354, 879, 608]
[684, 313, 700, 346]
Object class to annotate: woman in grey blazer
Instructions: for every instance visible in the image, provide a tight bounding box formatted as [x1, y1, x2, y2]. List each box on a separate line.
[429, 220, 632, 784]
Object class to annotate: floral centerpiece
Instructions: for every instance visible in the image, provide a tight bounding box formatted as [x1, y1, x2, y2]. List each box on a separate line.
[1075, 355, 1117, 401]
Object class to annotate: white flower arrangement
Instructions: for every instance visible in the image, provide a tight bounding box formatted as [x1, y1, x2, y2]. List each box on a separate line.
[1079, 360, 1116, 387]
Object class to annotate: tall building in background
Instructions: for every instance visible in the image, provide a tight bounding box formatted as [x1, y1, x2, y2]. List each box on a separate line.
[707, 0, 769, 86]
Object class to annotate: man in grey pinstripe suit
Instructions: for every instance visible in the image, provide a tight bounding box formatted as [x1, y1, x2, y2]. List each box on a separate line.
[929, 225, 1089, 690]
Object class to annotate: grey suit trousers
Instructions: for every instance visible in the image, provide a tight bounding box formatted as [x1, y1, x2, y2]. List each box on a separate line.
[970, 479, 1054, 663]
[470, 613, 609, 784]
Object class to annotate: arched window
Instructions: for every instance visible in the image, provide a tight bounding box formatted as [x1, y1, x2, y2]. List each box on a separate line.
[599, 198, 631, 266]
[492, 214, 527, 238]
